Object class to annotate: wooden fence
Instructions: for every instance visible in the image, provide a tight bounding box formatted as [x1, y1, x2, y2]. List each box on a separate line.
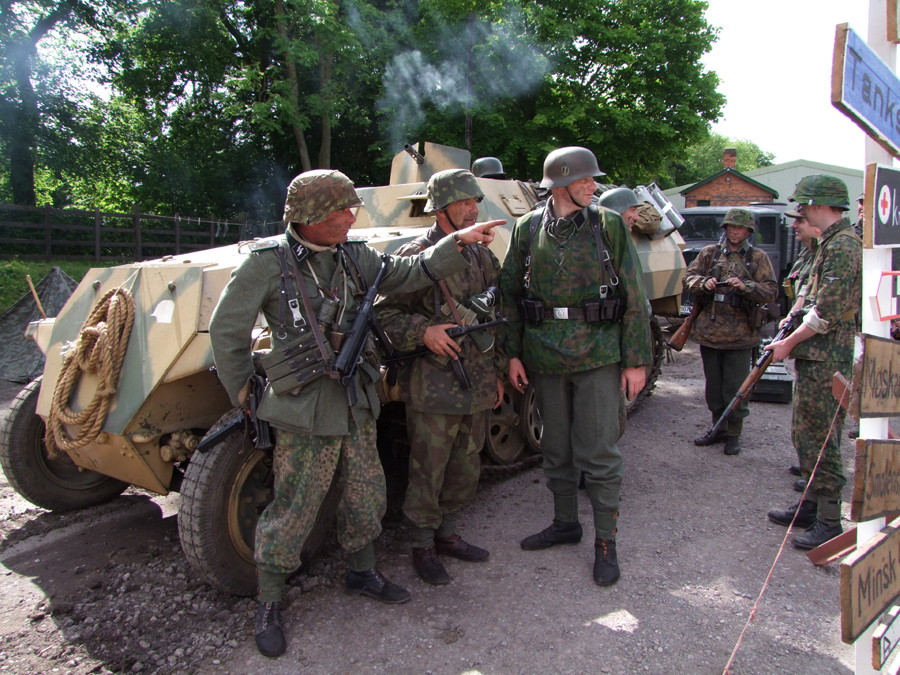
[0, 203, 281, 262]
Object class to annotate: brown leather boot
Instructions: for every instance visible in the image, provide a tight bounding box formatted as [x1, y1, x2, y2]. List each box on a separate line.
[434, 534, 489, 562]
[411, 547, 450, 585]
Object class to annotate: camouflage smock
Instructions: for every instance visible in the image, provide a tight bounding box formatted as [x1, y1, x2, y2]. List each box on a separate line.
[210, 229, 468, 436]
[375, 224, 507, 415]
[784, 243, 815, 301]
[791, 217, 861, 363]
[682, 240, 778, 350]
[499, 202, 651, 374]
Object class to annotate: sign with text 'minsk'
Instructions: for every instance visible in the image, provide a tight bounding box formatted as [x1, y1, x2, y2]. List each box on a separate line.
[833, 23, 900, 159]
[841, 516, 900, 643]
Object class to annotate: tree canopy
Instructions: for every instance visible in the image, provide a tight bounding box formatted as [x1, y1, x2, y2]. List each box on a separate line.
[660, 132, 776, 189]
[0, 0, 727, 219]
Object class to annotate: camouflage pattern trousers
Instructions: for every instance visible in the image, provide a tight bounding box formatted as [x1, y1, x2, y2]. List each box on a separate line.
[255, 416, 385, 575]
[534, 364, 622, 540]
[792, 358, 850, 499]
[402, 408, 485, 533]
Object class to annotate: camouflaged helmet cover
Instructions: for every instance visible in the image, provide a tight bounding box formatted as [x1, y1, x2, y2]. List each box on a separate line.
[424, 169, 484, 213]
[540, 146, 605, 188]
[721, 208, 755, 232]
[789, 175, 850, 210]
[283, 170, 363, 226]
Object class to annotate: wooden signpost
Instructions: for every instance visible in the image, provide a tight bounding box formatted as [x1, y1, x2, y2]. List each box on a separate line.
[853, 334, 900, 419]
[852, 439, 900, 522]
[833, 23, 900, 160]
[873, 605, 900, 669]
[841, 516, 900, 644]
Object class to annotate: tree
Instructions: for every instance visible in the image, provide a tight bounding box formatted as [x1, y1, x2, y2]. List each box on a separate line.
[659, 133, 776, 189]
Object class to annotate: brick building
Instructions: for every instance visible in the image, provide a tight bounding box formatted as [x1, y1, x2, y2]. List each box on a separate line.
[679, 148, 778, 207]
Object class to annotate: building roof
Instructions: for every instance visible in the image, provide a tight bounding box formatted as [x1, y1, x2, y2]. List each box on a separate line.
[680, 167, 779, 198]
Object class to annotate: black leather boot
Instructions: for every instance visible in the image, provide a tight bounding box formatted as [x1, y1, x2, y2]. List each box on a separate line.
[434, 534, 489, 562]
[723, 436, 741, 455]
[254, 600, 285, 657]
[767, 500, 816, 528]
[694, 427, 727, 446]
[792, 520, 843, 550]
[412, 547, 451, 585]
[345, 568, 411, 604]
[520, 520, 583, 550]
[593, 539, 620, 586]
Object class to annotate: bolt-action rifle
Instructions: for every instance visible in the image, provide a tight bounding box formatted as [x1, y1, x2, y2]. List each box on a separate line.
[332, 254, 391, 406]
[666, 299, 704, 352]
[708, 309, 804, 437]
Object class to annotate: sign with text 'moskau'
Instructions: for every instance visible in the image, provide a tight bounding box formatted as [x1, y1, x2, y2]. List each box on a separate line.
[833, 23, 900, 159]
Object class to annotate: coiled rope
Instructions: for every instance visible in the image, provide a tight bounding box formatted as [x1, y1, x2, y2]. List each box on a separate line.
[46, 287, 135, 459]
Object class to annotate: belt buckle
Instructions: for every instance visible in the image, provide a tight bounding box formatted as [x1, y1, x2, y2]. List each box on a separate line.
[553, 307, 569, 320]
[713, 293, 725, 303]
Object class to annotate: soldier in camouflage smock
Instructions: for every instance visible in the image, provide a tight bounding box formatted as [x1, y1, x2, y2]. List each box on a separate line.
[500, 147, 651, 588]
[766, 175, 861, 550]
[683, 208, 778, 456]
[209, 170, 503, 657]
[375, 169, 507, 585]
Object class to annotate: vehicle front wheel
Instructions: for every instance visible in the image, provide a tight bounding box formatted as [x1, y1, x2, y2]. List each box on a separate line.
[0, 378, 127, 512]
[179, 410, 339, 596]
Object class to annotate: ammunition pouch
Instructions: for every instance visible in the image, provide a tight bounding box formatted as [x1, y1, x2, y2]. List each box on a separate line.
[517, 297, 545, 325]
[261, 331, 333, 396]
[748, 302, 781, 330]
[582, 297, 626, 323]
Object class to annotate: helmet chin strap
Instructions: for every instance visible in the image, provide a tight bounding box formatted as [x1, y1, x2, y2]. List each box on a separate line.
[439, 208, 463, 231]
[566, 185, 591, 210]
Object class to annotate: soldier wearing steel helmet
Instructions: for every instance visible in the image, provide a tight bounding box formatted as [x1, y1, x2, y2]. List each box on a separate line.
[765, 175, 861, 550]
[209, 169, 503, 658]
[682, 208, 778, 456]
[471, 157, 505, 179]
[598, 187, 642, 231]
[375, 168, 507, 586]
[500, 146, 651, 587]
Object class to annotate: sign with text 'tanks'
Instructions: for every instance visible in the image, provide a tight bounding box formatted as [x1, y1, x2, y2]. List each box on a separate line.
[833, 23, 900, 159]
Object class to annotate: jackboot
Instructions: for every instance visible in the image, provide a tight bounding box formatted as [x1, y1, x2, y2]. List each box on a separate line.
[521, 520, 583, 550]
[411, 547, 451, 585]
[254, 600, 286, 657]
[723, 436, 741, 456]
[788, 464, 802, 476]
[434, 534, 489, 562]
[767, 500, 816, 528]
[593, 539, 620, 586]
[792, 479, 806, 492]
[345, 568, 411, 604]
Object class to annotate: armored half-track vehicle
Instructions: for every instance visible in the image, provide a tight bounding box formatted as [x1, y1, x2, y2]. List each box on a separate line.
[0, 142, 686, 597]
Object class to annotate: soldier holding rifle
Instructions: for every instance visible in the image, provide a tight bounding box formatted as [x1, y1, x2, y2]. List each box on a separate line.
[209, 170, 502, 658]
[766, 176, 861, 550]
[375, 169, 507, 586]
[682, 208, 777, 456]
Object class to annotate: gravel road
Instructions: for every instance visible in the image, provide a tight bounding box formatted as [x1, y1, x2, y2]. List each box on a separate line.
[0, 339, 855, 675]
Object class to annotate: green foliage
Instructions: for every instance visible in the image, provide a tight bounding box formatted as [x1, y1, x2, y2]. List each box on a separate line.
[658, 132, 776, 189]
[0, 259, 114, 314]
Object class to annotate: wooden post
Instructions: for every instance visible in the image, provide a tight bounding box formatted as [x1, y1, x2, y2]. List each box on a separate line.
[174, 213, 181, 255]
[133, 203, 142, 261]
[209, 215, 215, 247]
[44, 204, 51, 260]
[94, 208, 101, 261]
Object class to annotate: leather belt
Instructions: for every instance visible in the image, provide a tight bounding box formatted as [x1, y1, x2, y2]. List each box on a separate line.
[713, 293, 728, 303]
[543, 306, 585, 320]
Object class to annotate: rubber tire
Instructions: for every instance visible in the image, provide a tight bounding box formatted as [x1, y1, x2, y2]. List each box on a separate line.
[484, 388, 526, 465]
[0, 378, 128, 512]
[520, 382, 542, 455]
[179, 409, 340, 596]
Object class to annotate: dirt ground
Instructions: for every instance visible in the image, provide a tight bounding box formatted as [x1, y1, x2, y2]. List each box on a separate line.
[0, 339, 857, 675]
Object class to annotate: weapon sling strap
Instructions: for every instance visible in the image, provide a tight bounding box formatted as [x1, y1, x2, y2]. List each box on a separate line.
[278, 245, 337, 378]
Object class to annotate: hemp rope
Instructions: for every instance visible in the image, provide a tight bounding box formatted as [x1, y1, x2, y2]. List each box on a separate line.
[45, 287, 135, 459]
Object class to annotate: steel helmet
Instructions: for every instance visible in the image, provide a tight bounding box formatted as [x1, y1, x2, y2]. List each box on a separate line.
[720, 208, 755, 232]
[790, 175, 850, 210]
[540, 146, 605, 188]
[597, 187, 641, 215]
[283, 170, 363, 226]
[424, 169, 485, 213]
[471, 157, 505, 179]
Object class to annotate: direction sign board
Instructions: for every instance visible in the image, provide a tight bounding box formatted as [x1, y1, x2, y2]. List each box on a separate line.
[841, 515, 900, 643]
[873, 605, 900, 670]
[833, 23, 900, 159]
[851, 439, 900, 521]
[872, 165, 900, 247]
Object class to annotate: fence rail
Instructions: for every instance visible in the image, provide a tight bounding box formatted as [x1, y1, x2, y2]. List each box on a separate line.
[0, 204, 281, 262]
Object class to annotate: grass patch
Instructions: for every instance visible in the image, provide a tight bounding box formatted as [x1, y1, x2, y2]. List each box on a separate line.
[0, 259, 122, 315]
